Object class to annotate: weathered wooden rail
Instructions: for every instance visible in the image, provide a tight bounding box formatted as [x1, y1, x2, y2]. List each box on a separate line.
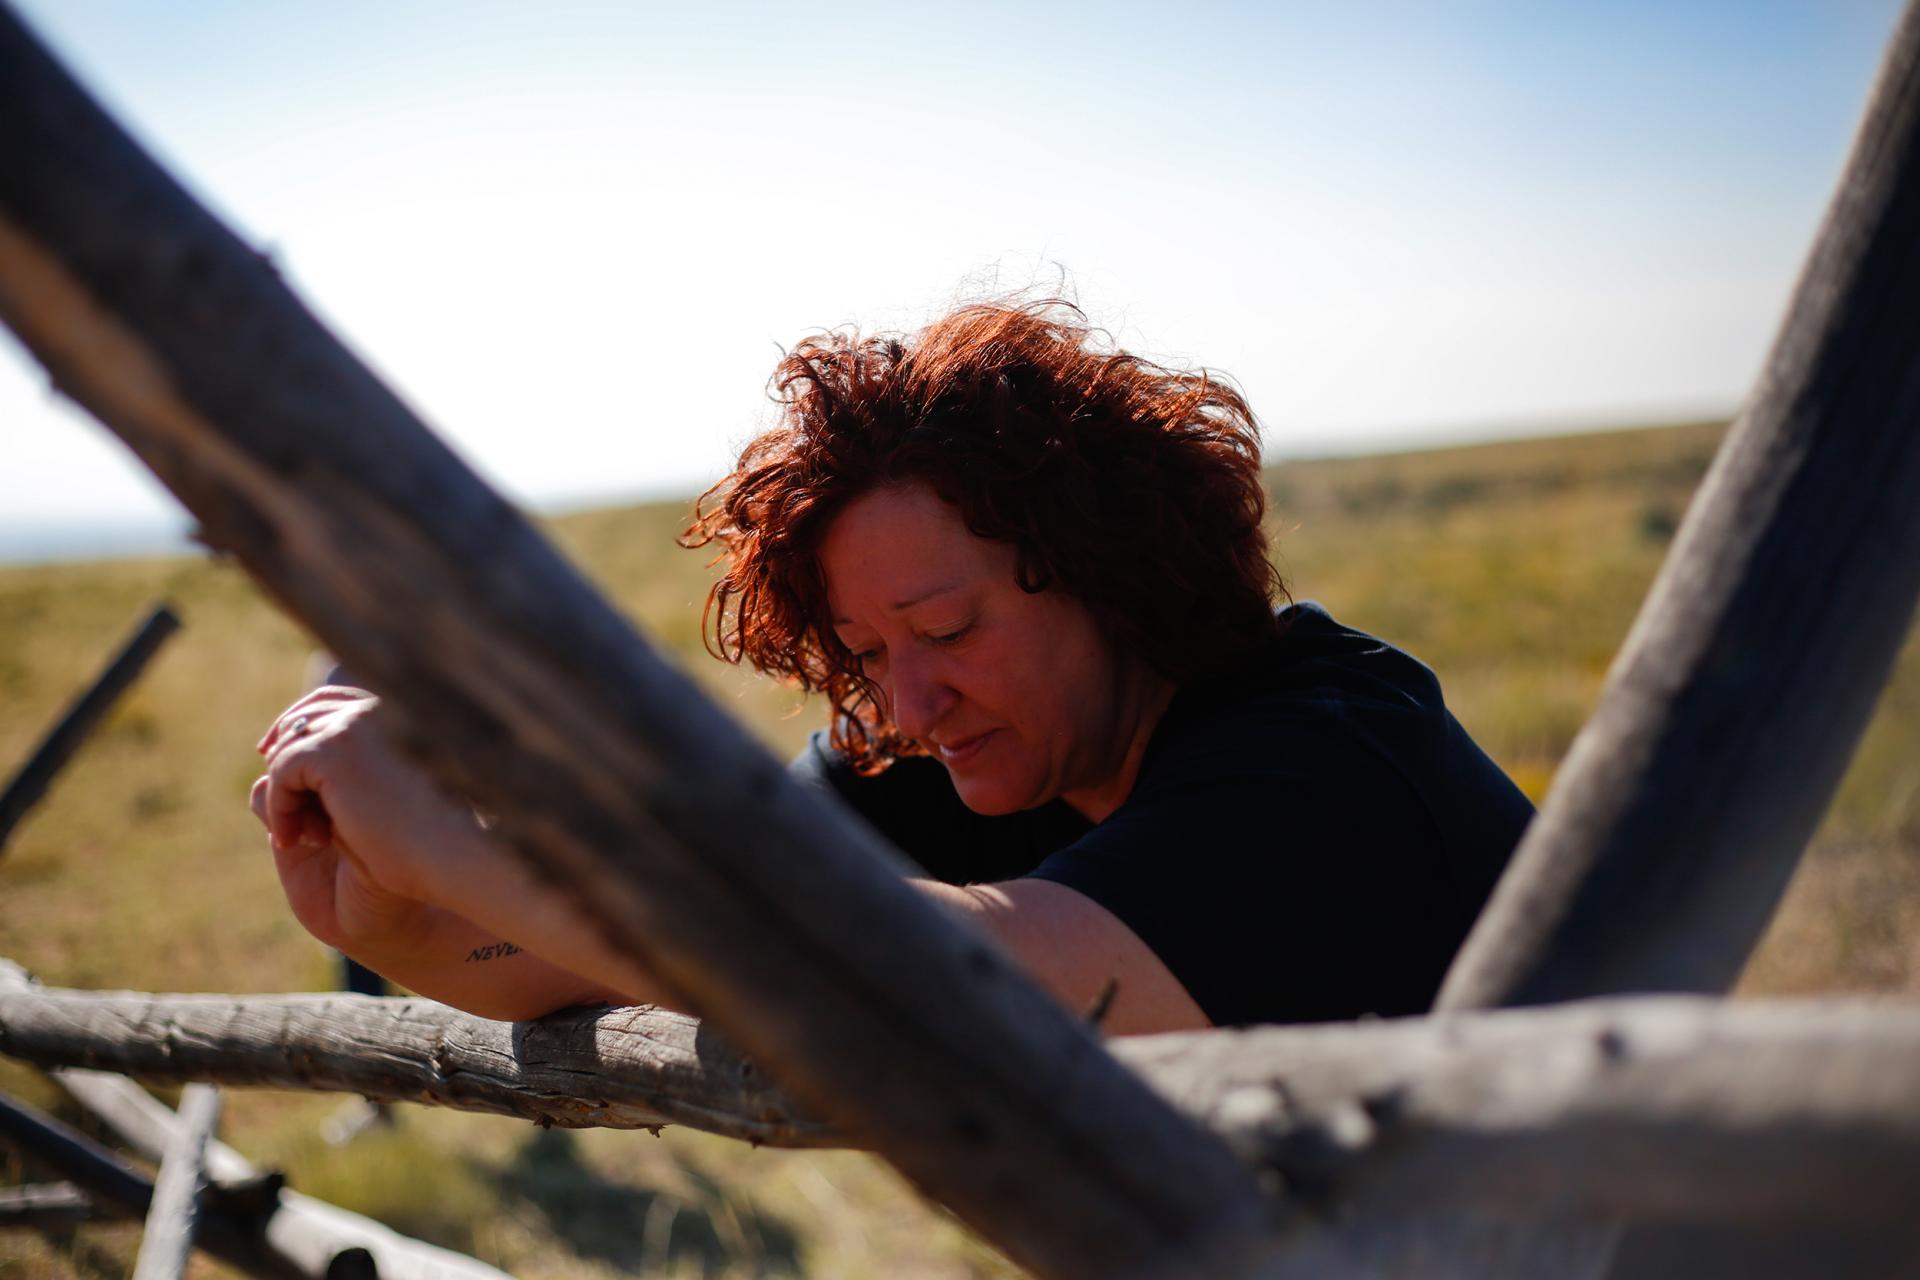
[5, 963, 1920, 1234]
[2, 0, 1919, 1274]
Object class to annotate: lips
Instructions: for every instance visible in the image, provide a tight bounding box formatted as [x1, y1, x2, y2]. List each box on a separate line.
[934, 729, 997, 767]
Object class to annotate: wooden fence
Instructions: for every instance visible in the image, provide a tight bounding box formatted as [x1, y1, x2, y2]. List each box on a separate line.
[2, 0, 1919, 1274]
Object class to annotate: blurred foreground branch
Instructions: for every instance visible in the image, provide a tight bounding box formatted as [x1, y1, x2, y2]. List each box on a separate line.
[0, 10, 1272, 1273]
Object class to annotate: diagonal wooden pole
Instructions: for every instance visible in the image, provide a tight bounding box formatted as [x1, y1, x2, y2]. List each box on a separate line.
[0, 601, 179, 855]
[0, 7, 1277, 1277]
[1426, 9, 1920, 1271]
[1437, 0, 1920, 1012]
[131, 1083, 221, 1280]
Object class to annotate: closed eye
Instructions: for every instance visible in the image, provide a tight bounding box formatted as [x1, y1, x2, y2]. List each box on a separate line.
[927, 623, 972, 646]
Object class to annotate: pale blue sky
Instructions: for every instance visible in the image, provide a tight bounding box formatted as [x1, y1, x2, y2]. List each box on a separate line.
[0, 1, 1905, 555]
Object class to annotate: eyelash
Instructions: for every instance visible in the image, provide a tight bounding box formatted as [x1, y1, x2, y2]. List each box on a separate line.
[850, 623, 971, 664]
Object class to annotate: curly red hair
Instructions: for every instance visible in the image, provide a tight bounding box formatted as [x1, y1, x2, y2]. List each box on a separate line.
[682, 299, 1283, 772]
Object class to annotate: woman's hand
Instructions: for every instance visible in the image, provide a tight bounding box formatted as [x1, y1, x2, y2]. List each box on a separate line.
[249, 687, 663, 1020]
[250, 687, 487, 956]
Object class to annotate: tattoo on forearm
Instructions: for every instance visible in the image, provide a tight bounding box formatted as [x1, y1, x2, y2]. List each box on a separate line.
[465, 942, 523, 963]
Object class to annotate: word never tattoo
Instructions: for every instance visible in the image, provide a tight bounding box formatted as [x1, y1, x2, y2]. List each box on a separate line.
[465, 942, 524, 963]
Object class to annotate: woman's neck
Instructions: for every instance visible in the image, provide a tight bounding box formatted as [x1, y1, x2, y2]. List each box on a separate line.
[1061, 667, 1178, 824]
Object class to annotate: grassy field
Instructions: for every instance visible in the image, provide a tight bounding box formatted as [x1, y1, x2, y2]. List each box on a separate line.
[3, 418, 1917, 1276]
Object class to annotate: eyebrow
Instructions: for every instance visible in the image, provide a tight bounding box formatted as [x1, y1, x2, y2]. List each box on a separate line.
[832, 583, 962, 626]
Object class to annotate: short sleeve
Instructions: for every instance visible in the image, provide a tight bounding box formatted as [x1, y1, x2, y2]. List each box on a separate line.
[1025, 726, 1473, 1027]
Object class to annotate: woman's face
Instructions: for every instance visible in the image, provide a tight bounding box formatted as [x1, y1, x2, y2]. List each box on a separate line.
[818, 482, 1154, 818]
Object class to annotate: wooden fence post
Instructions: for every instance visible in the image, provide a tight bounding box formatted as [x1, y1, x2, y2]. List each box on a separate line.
[1437, 0, 1920, 1012]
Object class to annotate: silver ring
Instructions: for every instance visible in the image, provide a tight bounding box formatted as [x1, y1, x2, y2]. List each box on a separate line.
[289, 715, 312, 737]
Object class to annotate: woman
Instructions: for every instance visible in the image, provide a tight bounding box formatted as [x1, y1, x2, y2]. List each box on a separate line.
[252, 300, 1532, 1034]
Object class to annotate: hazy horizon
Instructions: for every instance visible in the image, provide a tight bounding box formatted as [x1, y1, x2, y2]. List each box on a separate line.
[0, 410, 1730, 566]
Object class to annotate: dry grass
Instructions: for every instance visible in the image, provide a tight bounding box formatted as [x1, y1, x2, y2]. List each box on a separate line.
[2, 417, 1916, 1276]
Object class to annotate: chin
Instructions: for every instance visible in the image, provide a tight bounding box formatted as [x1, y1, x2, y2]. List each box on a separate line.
[949, 772, 1041, 817]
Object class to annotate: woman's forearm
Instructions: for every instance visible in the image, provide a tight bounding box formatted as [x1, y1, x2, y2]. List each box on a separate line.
[343, 904, 652, 1023]
[254, 688, 676, 1018]
[414, 834, 679, 1017]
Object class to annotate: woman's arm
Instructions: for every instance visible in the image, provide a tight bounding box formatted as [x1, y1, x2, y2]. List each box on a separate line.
[253, 689, 1207, 1032]
[251, 687, 669, 1017]
[923, 879, 1210, 1035]
[317, 901, 634, 1023]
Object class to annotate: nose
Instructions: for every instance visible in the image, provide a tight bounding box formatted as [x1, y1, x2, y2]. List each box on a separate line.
[885, 649, 956, 742]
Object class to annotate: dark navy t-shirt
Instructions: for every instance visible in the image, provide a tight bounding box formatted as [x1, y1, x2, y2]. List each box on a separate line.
[790, 603, 1533, 1026]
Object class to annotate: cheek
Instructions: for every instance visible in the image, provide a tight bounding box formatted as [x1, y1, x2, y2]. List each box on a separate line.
[1005, 636, 1110, 738]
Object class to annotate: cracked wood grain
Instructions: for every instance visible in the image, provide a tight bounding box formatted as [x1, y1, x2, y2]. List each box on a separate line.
[8, 963, 1920, 1255]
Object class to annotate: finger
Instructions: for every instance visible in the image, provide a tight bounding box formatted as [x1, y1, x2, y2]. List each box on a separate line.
[261, 717, 326, 767]
[260, 699, 359, 764]
[258, 698, 321, 754]
[300, 800, 334, 849]
[263, 753, 324, 850]
[249, 775, 270, 825]
[257, 692, 343, 754]
[312, 682, 374, 699]
[255, 687, 372, 754]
